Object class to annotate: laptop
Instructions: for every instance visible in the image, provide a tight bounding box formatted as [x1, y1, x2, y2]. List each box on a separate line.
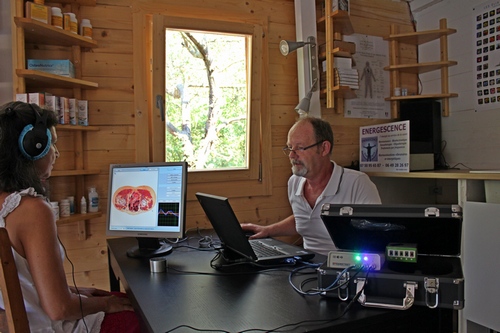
[196, 192, 315, 264]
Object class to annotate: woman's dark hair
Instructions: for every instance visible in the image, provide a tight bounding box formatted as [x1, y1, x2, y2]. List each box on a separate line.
[0, 101, 58, 195]
[297, 116, 334, 154]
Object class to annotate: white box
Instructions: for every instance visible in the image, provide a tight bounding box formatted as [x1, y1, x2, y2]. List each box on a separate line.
[331, 0, 349, 12]
[28, 92, 45, 107]
[16, 93, 28, 102]
[77, 100, 88, 126]
[68, 98, 77, 125]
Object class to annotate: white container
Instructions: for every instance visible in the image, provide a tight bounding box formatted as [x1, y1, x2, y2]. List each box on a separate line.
[51, 7, 63, 28]
[80, 19, 93, 39]
[50, 201, 59, 220]
[80, 196, 87, 214]
[60, 199, 70, 217]
[77, 100, 88, 126]
[88, 187, 99, 213]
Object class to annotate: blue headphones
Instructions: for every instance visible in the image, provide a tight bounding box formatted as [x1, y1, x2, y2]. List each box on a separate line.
[18, 104, 52, 161]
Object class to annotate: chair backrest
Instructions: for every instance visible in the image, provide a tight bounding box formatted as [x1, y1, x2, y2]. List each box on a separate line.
[0, 227, 30, 332]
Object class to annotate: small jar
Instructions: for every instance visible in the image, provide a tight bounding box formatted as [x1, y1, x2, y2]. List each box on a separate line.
[69, 13, 78, 34]
[80, 19, 92, 39]
[60, 199, 70, 218]
[50, 201, 59, 220]
[63, 13, 71, 31]
[51, 7, 63, 28]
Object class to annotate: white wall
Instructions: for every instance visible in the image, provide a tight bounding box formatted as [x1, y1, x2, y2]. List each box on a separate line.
[411, 0, 500, 171]
[0, 0, 13, 105]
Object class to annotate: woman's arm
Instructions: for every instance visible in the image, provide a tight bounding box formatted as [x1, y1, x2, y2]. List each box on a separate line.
[10, 197, 133, 321]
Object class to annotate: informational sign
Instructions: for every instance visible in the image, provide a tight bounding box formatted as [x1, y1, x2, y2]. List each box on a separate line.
[473, 0, 500, 111]
[343, 34, 391, 119]
[359, 121, 409, 172]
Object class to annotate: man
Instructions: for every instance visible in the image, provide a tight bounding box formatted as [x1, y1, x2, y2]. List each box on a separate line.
[241, 116, 381, 256]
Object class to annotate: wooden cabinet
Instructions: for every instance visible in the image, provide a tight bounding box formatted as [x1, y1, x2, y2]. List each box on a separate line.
[316, 0, 356, 113]
[12, 1, 101, 239]
[384, 18, 457, 118]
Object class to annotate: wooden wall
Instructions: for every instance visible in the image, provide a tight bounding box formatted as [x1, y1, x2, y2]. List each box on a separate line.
[47, 0, 414, 290]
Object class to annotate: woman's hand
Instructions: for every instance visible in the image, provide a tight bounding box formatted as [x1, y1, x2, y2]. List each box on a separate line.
[103, 295, 135, 313]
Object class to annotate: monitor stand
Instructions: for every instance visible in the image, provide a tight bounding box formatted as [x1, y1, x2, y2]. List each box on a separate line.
[126, 237, 173, 258]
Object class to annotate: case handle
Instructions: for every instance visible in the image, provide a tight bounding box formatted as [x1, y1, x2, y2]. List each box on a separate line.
[355, 278, 417, 310]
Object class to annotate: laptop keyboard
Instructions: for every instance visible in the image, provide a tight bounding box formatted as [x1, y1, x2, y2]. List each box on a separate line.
[251, 241, 287, 258]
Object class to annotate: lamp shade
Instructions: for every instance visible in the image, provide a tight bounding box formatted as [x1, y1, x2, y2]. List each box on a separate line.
[279, 40, 307, 56]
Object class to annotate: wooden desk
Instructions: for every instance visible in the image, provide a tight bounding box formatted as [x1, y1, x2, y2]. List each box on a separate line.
[107, 236, 453, 333]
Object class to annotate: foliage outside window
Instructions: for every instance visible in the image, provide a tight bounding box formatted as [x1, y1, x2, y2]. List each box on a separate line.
[164, 30, 250, 171]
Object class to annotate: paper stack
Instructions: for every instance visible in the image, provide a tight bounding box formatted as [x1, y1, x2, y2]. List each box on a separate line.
[334, 57, 359, 89]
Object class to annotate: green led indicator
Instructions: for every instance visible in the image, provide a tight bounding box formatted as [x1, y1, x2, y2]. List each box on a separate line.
[355, 255, 361, 262]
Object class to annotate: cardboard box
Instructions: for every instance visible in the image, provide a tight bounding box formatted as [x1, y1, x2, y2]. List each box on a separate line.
[27, 59, 75, 78]
[28, 92, 45, 107]
[16, 94, 28, 102]
[25, 2, 51, 24]
[77, 100, 89, 126]
[68, 98, 77, 125]
[58, 96, 69, 124]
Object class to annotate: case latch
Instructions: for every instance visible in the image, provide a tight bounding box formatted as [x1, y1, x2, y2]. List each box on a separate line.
[337, 271, 349, 301]
[339, 206, 353, 216]
[424, 277, 440, 308]
[424, 207, 440, 217]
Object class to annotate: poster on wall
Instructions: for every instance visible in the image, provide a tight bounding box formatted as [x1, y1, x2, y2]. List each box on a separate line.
[473, 0, 500, 111]
[343, 34, 391, 119]
[359, 121, 409, 173]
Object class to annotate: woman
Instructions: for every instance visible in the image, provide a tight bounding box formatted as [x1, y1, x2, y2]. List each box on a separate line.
[0, 101, 139, 333]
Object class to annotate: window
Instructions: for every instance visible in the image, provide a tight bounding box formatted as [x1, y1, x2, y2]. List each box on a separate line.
[135, 14, 272, 197]
[164, 29, 249, 171]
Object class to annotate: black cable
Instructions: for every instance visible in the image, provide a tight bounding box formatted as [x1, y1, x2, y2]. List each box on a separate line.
[58, 235, 89, 333]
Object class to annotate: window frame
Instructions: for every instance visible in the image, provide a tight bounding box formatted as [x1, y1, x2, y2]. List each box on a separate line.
[133, 11, 272, 198]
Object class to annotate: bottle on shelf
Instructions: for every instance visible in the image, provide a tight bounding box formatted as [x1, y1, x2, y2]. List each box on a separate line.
[80, 196, 87, 214]
[80, 19, 93, 39]
[88, 187, 99, 213]
[51, 7, 63, 29]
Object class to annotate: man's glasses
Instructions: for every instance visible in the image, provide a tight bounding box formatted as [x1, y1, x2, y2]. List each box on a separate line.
[282, 141, 324, 156]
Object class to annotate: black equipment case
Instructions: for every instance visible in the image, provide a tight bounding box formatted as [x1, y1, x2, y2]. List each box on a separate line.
[318, 204, 464, 311]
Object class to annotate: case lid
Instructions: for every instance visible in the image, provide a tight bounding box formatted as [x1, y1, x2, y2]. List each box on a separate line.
[320, 204, 462, 256]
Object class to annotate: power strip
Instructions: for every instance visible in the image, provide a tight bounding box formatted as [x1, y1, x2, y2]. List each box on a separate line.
[327, 250, 384, 271]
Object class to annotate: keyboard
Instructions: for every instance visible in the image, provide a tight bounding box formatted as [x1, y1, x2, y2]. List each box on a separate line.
[250, 241, 286, 258]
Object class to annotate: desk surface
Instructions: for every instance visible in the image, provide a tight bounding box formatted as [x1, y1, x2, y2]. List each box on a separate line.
[107, 236, 451, 333]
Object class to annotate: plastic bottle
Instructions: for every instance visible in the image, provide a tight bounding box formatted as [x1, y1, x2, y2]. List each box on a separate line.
[60, 199, 70, 217]
[50, 201, 59, 220]
[88, 187, 99, 213]
[67, 196, 75, 214]
[51, 7, 63, 29]
[80, 196, 87, 214]
[80, 19, 93, 39]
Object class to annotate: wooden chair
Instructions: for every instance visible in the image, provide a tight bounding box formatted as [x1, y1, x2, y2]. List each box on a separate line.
[0, 227, 29, 332]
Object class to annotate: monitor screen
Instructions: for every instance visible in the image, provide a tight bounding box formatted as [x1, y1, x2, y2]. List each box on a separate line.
[106, 161, 188, 258]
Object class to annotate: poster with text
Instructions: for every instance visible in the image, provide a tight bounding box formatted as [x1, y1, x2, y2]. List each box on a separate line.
[473, 0, 500, 111]
[359, 121, 409, 172]
[343, 34, 391, 119]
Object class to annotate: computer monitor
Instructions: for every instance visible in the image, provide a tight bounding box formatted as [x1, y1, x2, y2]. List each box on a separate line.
[106, 161, 188, 258]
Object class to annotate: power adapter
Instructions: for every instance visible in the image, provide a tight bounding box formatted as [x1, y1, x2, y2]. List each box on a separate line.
[327, 250, 384, 271]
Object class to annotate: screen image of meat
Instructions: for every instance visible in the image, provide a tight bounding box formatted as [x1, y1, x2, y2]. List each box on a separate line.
[113, 186, 156, 214]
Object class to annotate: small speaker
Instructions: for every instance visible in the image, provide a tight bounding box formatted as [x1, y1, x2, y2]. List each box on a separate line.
[400, 99, 442, 170]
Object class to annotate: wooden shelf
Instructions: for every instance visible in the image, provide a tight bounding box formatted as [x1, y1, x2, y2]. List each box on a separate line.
[14, 17, 98, 48]
[57, 211, 102, 225]
[384, 27, 457, 45]
[384, 61, 457, 74]
[333, 85, 357, 99]
[385, 93, 458, 101]
[57, 124, 100, 132]
[51, 169, 101, 177]
[385, 18, 457, 117]
[16, 69, 98, 89]
[330, 10, 353, 35]
[366, 170, 500, 181]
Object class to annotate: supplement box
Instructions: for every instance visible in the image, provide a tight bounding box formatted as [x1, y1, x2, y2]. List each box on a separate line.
[27, 59, 75, 78]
